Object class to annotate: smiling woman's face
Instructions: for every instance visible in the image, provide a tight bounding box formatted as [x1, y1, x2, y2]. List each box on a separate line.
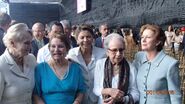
[49, 38, 67, 61]
[77, 30, 93, 49]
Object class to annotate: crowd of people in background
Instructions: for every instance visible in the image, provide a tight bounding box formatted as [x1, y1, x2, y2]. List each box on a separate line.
[0, 11, 184, 104]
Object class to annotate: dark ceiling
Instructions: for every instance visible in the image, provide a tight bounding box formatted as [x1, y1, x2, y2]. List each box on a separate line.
[9, 0, 62, 3]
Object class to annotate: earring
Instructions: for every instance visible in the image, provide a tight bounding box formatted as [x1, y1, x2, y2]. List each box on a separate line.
[156, 42, 161, 46]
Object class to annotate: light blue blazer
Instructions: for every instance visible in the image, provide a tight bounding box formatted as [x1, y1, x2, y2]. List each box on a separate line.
[133, 50, 182, 104]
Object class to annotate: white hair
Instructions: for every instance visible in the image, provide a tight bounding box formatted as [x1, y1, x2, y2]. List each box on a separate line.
[60, 20, 71, 28]
[104, 33, 125, 49]
[3, 23, 32, 48]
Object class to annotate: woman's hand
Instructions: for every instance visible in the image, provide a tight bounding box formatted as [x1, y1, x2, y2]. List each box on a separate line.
[109, 88, 124, 101]
[33, 95, 45, 104]
[102, 88, 124, 102]
[103, 97, 114, 104]
[73, 100, 80, 104]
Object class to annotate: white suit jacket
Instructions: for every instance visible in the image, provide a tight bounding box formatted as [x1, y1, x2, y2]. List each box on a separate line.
[0, 50, 37, 104]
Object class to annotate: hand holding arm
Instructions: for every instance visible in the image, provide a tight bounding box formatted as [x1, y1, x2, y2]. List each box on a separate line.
[33, 95, 45, 104]
[102, 88, 124, 102]
[73, 92, 84, 104]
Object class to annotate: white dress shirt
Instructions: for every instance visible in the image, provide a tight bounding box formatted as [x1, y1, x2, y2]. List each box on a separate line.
[37, 44, 51, 63]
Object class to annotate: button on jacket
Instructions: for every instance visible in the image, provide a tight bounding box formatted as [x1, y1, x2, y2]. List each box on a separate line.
[133, 50, 182, 104]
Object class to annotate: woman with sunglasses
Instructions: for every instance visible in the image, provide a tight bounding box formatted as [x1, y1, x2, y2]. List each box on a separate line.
[93, 33, 139, 104]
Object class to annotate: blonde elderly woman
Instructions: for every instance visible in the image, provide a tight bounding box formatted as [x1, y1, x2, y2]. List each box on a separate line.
[93, 33, 139, 104]
[0, 23, 37, 104]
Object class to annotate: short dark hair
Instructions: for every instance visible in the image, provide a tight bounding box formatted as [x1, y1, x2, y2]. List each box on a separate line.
[0, 12, 11, 26]
[140, 24, 166, 51]
[99, 23, 108, 31]
[47, 21, 63, 33]
[75, 24, 94, 39]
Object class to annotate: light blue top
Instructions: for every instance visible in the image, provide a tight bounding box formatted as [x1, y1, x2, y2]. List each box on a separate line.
[133, 50, 182, 104]
[34, 61, 86, 104]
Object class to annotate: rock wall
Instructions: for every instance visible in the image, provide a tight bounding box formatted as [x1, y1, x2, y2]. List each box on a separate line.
[61, 0, 185, 29]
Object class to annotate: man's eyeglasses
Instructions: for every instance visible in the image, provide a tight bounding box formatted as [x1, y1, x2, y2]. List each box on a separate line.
[108, 48, 124, 54]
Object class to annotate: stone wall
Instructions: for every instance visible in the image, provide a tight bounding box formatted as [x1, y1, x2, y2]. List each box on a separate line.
[61, 0, 185, 29]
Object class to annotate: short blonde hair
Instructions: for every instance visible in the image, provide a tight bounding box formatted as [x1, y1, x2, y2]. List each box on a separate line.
[3, 23, 32, 48]
[140, 24, 166, 51]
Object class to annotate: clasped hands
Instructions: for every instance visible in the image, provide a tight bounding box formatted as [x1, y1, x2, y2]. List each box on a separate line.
[102, 88, 125, 104]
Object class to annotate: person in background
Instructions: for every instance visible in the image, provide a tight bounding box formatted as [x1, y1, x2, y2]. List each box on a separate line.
[95, 23, 109, 48]
[33, 34, 86, 104]
[133, 24, 182, 104]
[71, 25, 78, 38]
[93, 33, 139, 104]
[172, 28, 183, 55]
[0, 23, 37, 104]
[115, 26, 123, 37]
[37, 21, 64, 63]
[66, 24, 106, 104]
[124, 29, 136, 53]
[60, 20, 78, 47]
[164, 25, 176, 52]
[0, 12, 11, 55]
[9, 20, 18, 26]
[31, 22, 49, 57]
[181, 27, 185, 56]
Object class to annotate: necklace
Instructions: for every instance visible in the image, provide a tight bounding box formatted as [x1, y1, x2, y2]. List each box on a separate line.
[48, 59, 69, 79]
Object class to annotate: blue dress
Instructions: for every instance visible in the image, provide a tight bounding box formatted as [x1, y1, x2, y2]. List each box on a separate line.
[34, 61, 86, 104]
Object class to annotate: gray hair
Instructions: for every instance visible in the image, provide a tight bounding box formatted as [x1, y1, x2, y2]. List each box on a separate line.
[32, 22, 45, 30]
[60, 20, 71, 28]
[104, 33, 125, 49]
[3, 23, 32, 48]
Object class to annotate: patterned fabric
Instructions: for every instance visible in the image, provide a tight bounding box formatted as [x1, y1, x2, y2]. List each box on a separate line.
[103, 57, 134, 104]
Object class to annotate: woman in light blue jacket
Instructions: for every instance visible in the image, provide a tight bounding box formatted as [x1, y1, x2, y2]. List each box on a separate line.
[133, 24, 182, 104]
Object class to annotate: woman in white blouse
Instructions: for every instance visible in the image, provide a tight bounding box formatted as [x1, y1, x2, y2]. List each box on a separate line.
[93, 33, 139, 104]
[66, 24, 106, 104]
